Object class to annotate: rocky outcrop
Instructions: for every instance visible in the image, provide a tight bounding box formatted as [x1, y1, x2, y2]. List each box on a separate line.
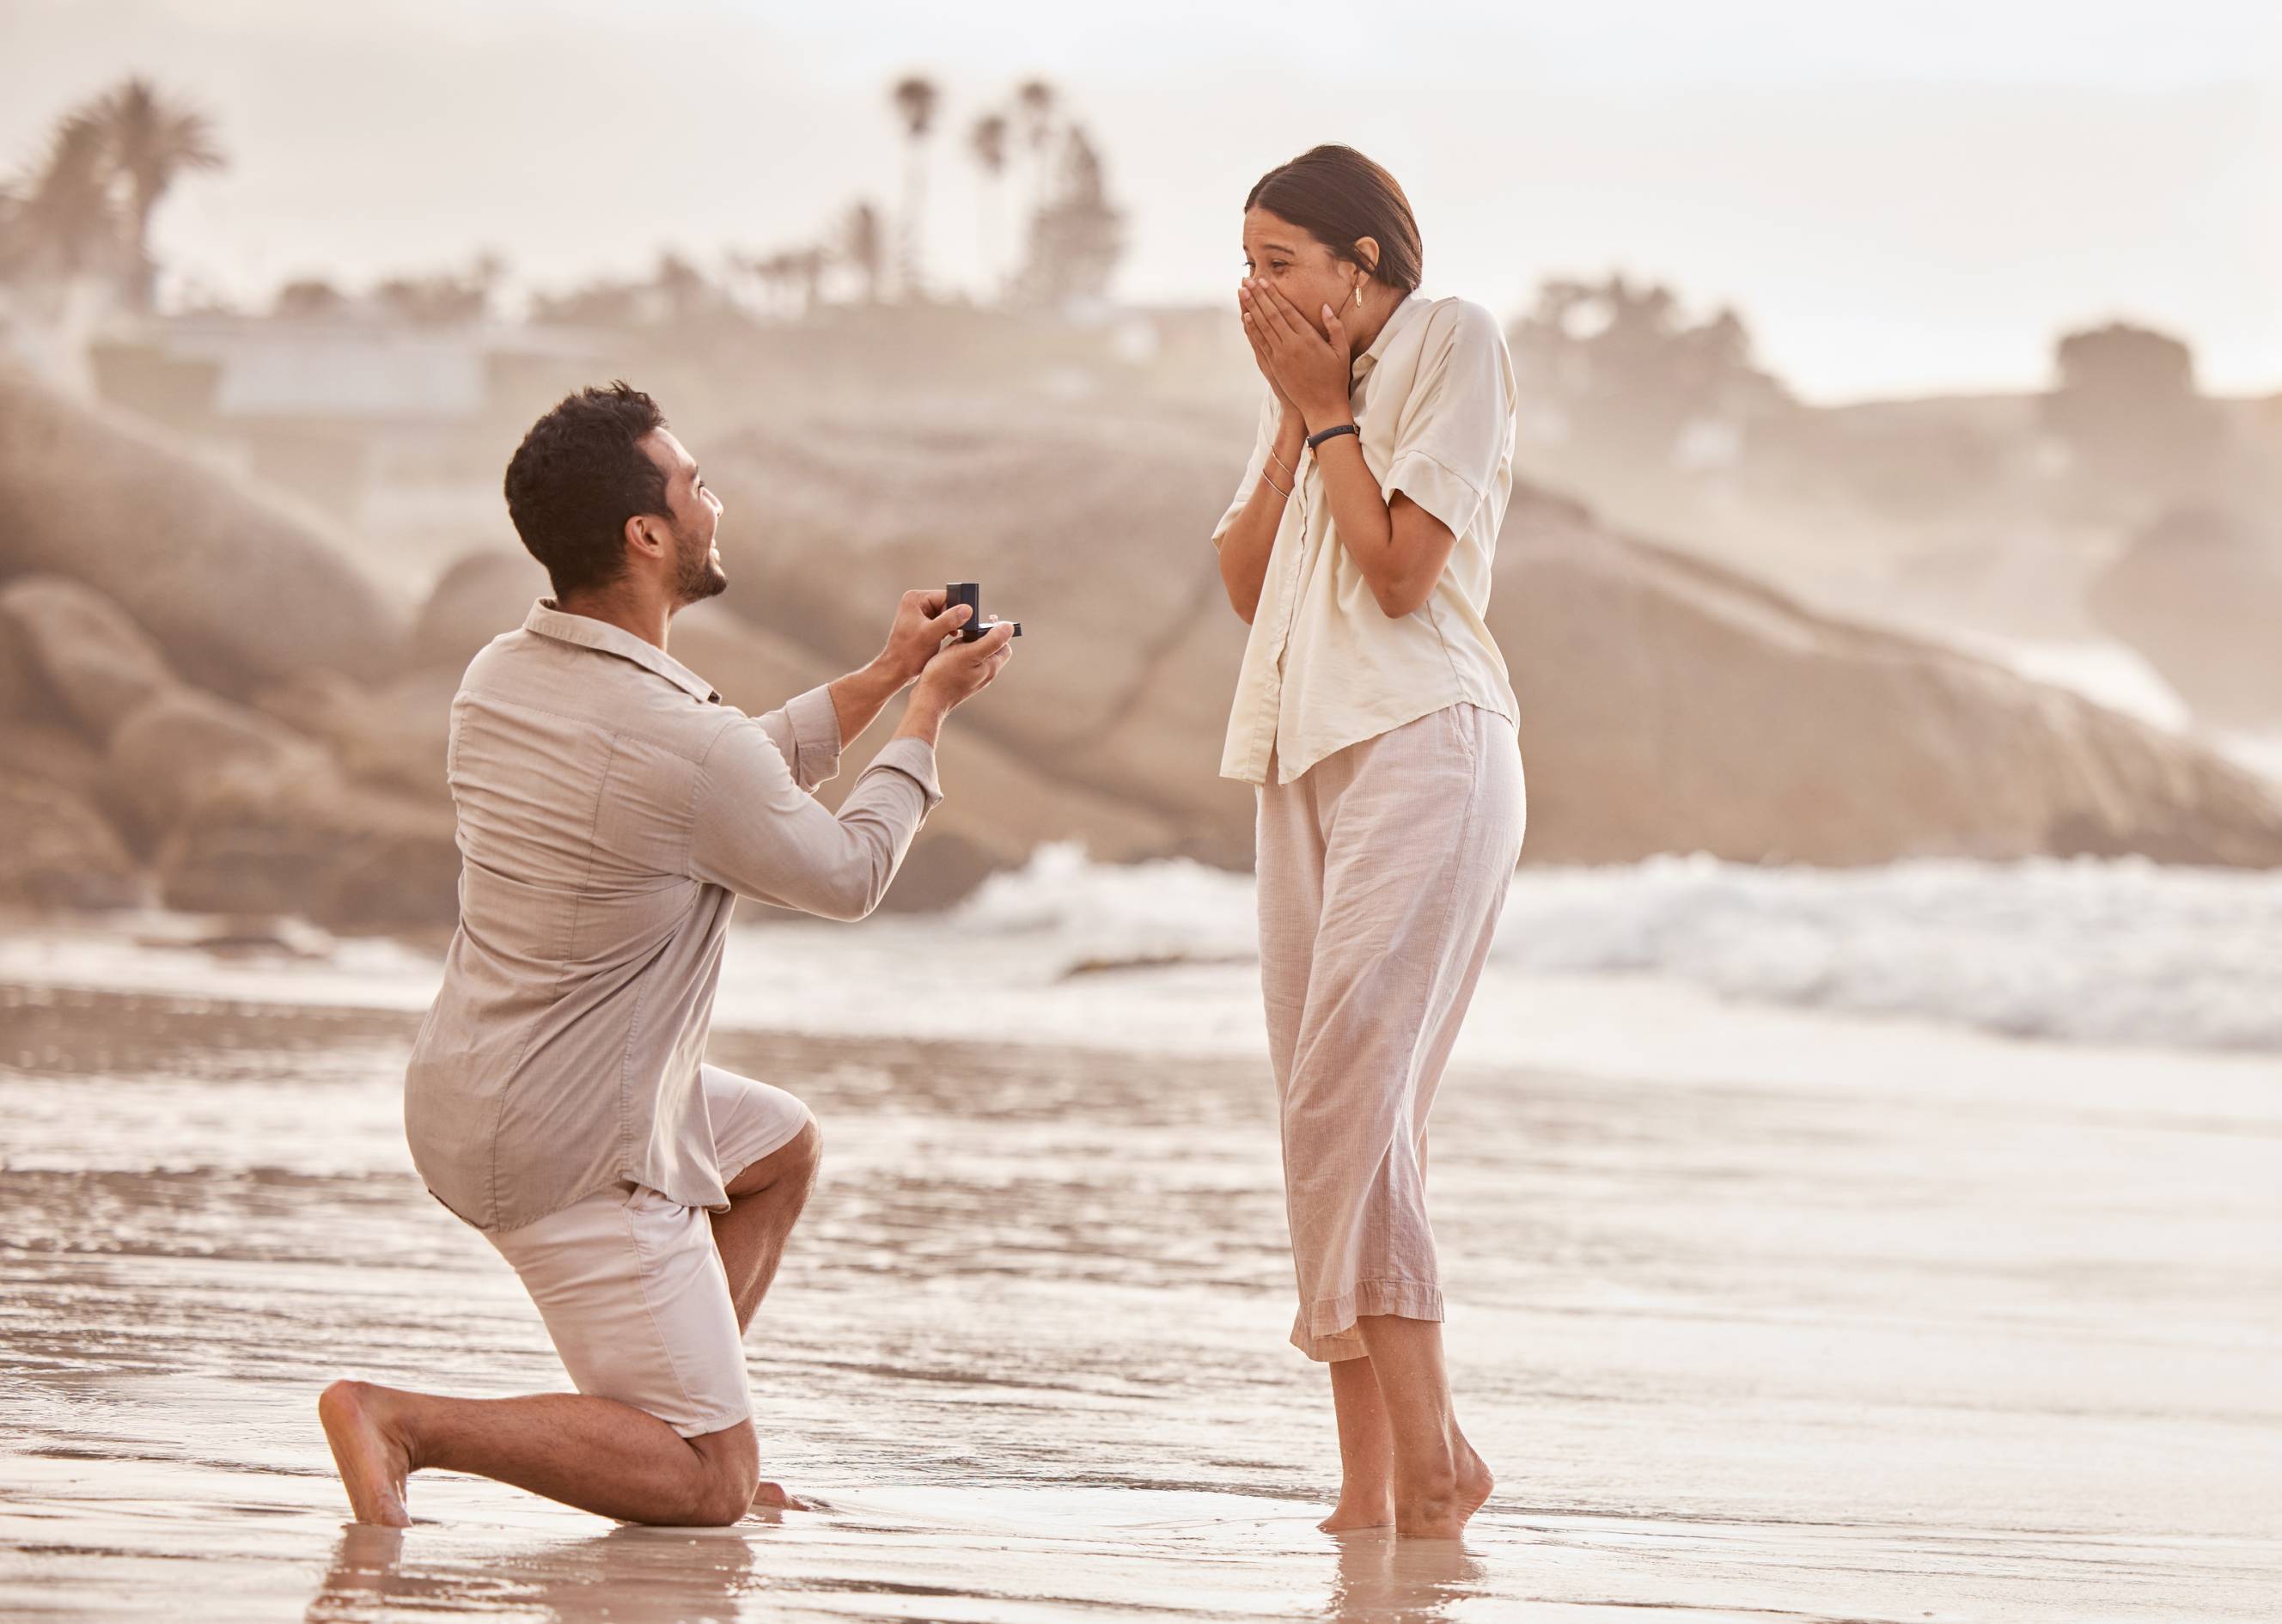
[0, 564, 455, 929]
[709, 411, 2282, 871]
[5, 368, 2278, 927]
[1496, 490, 2282, 867]
[711, 406, 1258, 864]
[0, 366, 408, 697]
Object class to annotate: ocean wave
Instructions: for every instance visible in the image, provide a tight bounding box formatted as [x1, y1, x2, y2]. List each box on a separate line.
[953, 846, 2282, 1054]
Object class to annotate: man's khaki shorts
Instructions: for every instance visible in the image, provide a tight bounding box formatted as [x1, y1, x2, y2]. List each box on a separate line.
[483, 1065, 812, 1438]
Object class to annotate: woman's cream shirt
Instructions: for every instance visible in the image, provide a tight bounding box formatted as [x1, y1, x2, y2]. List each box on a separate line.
[1213, 292, 1520, 785]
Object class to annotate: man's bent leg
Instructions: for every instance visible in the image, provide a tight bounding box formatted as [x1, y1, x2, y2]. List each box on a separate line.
[319, 1379, 757, 1526]
[712, 1119, 821, 1334]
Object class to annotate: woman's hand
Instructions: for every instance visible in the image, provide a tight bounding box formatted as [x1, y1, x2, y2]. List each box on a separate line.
[1237, 281, 1295, 415]
[1241, 278, 1353, 434]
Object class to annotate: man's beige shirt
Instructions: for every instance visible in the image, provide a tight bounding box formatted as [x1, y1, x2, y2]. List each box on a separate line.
[1213, 292, 1521, 785]
[404, 601, 942, 1232]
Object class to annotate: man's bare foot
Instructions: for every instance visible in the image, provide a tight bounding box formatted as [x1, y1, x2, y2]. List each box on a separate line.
[318, 1380, 413, 1528]
[750, 1480, 813, 1512]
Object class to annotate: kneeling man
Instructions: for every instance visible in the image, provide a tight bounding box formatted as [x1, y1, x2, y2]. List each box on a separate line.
[320, 382, 1013, 1526]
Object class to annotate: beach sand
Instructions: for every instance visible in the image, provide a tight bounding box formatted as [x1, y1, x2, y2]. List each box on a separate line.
[2, 955, 2279, 1621]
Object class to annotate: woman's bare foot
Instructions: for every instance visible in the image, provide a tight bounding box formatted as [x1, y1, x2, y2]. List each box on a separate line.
[318, 1380, 413, 1528]
[1319, 1487, 1394, 1533]
[1392, 1443, 1494, 1540]
[1455, 1443, 1494, 1528]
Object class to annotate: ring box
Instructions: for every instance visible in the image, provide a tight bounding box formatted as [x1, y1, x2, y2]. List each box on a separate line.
[948, 582, 1022, 642]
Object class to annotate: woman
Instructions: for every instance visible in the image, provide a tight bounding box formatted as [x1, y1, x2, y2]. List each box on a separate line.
[1210, 144, 1524, 1541]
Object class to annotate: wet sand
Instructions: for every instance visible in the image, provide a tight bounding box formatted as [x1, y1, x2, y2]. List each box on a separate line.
[3, 970, 2279, 1621]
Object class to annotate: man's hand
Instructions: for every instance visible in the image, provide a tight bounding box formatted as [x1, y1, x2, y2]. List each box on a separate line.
[875, 589, 973, 687]
[894, 621, 1016, 748]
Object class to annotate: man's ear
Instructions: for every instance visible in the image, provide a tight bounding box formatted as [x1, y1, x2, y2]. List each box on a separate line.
[623, 513, 662, 559]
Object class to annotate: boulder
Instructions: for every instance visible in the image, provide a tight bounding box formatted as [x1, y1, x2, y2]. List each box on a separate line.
[0, 575, 178, 740]
[155, 770, 461, 931]
[0, 366, 408, 697]
[0, 603, 51, 723]
[255, 668, 459, 803]
[2087, 507, 2282, 730]
[0, 772, 143, 911]
[0, 719, 107, 801]
[706, 404, 1254, 847]
[411, 548, 548, 673]
[103, 687, 330, 845]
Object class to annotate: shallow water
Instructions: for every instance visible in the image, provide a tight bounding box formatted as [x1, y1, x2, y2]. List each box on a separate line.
[3, 948, 2279, 1621]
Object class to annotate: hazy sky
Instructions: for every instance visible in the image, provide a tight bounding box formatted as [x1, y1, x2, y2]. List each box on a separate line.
[4, 0, 2276, 400]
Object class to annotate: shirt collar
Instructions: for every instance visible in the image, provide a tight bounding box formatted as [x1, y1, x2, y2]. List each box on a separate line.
[522, 599, 720, 704]
[1351, 290, 1428, 386]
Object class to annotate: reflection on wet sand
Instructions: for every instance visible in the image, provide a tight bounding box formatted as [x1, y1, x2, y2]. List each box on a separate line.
[3, 976, 2278, 1621]
[305, 1523, 760, 1624]
[1324, 1533, 1486, 1623]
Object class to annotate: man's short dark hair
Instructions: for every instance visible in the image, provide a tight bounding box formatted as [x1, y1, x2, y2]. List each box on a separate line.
[502, 382, 669, 599]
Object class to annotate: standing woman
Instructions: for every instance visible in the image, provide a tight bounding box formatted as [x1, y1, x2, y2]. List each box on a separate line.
[1210, 145, 1524, 1540]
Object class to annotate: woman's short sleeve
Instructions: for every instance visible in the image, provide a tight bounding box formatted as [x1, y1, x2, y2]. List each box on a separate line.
[1379, 302, 1516, 540]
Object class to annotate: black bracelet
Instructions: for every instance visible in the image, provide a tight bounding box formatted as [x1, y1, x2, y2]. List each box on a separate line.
[1306, 423, 1359, 451]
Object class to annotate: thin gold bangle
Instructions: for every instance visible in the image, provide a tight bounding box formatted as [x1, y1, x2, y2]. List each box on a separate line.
[1267, 448, 1297, 483]
[1261, 470, 1291, 499]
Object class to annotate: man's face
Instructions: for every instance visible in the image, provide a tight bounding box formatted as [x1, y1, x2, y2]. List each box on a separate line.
[640, 429, 728, 605]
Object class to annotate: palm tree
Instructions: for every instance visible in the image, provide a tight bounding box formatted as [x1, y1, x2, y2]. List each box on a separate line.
[1016, 79, 1057, 220]
[843, 200, 885, 305]
[88, 76, 224, 313]
[8, 113, 119, 281]
[968, 112, 1010, 302]
[888, 74, 939, 302]
[1018, 123, 1125, 308]
[792, 246, 828, 316]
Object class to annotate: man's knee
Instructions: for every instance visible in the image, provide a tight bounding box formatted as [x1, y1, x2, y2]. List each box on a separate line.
[770, 1119, 822, 1190]
[725, 1118, 821, 1199]
[684, 1420, 759, 1527]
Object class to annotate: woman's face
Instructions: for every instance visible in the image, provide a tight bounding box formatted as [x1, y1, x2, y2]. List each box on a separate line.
[1242, 206, 1367, 341]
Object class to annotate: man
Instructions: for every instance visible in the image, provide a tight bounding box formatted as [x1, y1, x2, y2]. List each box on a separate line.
[318, 382, 1014, 1527]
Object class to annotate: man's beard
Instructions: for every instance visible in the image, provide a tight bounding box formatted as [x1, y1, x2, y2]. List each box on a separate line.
[672, 522, 729, 605]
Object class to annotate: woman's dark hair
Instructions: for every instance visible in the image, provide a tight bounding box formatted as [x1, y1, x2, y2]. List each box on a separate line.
[502, 381, 669, 599]
[1244, 144, 1422, 294]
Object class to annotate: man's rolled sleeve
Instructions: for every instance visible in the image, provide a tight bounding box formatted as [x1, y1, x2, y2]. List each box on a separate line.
[754, 684, 845, 792]
[861, 736, 944, 809]
[687, 718, 937, 921]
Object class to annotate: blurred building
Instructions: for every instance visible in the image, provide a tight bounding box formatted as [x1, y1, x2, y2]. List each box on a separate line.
[85, 313, 605, 574]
